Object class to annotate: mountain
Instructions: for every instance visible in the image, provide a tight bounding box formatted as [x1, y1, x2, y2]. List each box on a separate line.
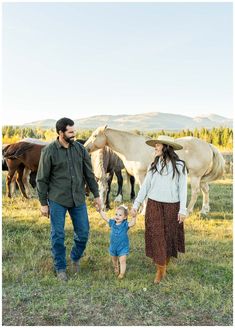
[23, 119, 57, 128]
[19, 112, 232, 131]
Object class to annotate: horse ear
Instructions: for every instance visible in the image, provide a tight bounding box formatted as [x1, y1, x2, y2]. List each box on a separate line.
[100, 125, 108, 132]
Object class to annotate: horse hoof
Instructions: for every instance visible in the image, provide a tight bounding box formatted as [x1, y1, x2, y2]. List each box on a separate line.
[114, 195, 122, 202]
[200, 207, 210, 216]
[200, 211, 208, 216]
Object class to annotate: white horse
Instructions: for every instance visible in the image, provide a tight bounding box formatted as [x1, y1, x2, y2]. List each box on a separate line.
[84, 126, 225, 215]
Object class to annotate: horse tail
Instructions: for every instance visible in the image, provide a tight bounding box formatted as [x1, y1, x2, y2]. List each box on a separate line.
[2, 158, 9, 171]
[201, 144, 225, 183]
[3, 142, 34, 159]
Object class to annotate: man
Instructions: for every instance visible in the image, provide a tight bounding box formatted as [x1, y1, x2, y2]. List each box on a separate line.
[37, 117, 101, 281]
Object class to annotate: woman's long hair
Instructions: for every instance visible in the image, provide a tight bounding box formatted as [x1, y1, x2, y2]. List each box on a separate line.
[149, 144, 187, 178]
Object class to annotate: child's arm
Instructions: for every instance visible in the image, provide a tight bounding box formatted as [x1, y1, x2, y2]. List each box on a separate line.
[98, 209, 110, 223]
[128, 216, 136, 228]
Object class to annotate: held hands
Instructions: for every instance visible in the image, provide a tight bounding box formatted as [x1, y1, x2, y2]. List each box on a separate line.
[129, 208, 137, 227]
[94, 197, 102, 212]
[41, 205, 49, 218]
[178, 213, 186, 224]
[130, 208, 137, 218]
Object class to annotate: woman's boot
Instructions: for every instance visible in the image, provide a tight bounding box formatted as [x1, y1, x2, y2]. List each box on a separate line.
[154, 263, 166, 284]
[166, 257, 170, 273]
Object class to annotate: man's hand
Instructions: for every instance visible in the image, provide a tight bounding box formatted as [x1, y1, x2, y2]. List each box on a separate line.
[41, 205, 49, 218]
[94, 197, 102, 212]
[130, 208, 137, 217]
[177, 213, 186, 224]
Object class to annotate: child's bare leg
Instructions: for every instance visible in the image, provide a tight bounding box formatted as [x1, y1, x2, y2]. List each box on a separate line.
[118, 255, 126, 279]
[112, 256, 119, 275]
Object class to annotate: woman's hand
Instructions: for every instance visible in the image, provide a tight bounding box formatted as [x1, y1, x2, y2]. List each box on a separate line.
[130, 208, 137, 217]
[178, 213, 186, 224]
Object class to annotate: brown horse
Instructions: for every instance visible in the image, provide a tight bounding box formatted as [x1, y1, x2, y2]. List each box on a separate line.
[3, 142, 45, 198]
[3, 139, 135, 206]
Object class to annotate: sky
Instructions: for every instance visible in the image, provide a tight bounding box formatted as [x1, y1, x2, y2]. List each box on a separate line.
[2, 2, 233, 125]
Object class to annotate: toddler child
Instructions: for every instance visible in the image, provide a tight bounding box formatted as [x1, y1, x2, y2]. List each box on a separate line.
[98, 205, 136, 279]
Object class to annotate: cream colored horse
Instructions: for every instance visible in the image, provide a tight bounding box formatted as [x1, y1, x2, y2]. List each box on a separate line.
[84, 126, 225, 215]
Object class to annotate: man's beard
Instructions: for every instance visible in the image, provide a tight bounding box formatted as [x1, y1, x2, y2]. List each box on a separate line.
[64, 135, 74, 144]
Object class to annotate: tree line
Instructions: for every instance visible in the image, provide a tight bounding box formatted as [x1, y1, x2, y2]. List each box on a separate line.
[2, 126, 233, 150]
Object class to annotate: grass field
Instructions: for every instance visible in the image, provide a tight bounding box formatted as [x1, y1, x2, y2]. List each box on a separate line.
[2, 173, 233, 326]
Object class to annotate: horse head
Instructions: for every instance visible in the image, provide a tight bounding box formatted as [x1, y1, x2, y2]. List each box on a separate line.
[84, 125, 108, 152]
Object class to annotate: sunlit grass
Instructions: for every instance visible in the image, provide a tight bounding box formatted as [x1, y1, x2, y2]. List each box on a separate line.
[2, 173, 233, 325]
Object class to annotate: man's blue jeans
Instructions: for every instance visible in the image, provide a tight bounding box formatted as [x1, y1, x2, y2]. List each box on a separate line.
[48, 200, 89, 272]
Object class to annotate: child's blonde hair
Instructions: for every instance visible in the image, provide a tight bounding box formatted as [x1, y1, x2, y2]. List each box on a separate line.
[117, 204, 128, 217]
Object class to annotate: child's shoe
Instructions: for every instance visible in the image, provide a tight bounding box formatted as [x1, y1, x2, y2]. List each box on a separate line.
[118, 273, 125, 279]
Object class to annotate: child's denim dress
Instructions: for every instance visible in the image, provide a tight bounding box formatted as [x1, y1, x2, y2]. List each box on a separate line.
[109, 219, 129, 256]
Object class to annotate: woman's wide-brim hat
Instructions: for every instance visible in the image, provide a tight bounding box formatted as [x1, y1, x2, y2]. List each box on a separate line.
[146, 135, 183, 150]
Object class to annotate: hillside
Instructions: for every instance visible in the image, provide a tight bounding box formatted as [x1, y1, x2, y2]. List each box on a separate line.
[20, 112, 232, 131]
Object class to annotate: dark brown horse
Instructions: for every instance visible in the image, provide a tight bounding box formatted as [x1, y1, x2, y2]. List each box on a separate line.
[3, 140, 135, 207]
[94, 146, 135, 209]
[78, 139, 135, 210]
[3, 142, 45, 198]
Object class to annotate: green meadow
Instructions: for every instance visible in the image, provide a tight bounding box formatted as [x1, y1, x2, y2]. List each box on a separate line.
[2, 174, 233, 326]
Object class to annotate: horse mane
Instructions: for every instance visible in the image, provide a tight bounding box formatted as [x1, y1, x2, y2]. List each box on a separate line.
[3, 142, 35, 159]
[91, 148, 105, 179]
[2, 144, 11, 155]
[76, 139, 87, 145]
[106, 127, 151, 140]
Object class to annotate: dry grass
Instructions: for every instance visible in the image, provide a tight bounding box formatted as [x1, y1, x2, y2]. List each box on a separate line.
[2, 174, 233, 325]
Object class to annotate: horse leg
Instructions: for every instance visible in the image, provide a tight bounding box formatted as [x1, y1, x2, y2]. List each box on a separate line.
[105, 172, 114, 210]
[200, 182, 210, 215]
[29, 171, 37, 189]
[114, 170, 123, 203]
[10, 173, 17, 196]
[84, 183, 90, 197]
[187, 176, 201, 214]
[23, 168, 32, 198]
[6, 171, 16, 198]
[134, 172, 147, 215]
[130, 175, 135, 201]
[16, 166, 29, 199]
[98, 178, 108, 211]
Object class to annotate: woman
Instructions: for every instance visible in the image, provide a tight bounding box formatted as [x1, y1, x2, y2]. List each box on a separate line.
[130, 135, 188, 284]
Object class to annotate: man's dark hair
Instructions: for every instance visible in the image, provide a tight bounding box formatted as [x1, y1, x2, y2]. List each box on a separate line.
[56, 117, 74, 134]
